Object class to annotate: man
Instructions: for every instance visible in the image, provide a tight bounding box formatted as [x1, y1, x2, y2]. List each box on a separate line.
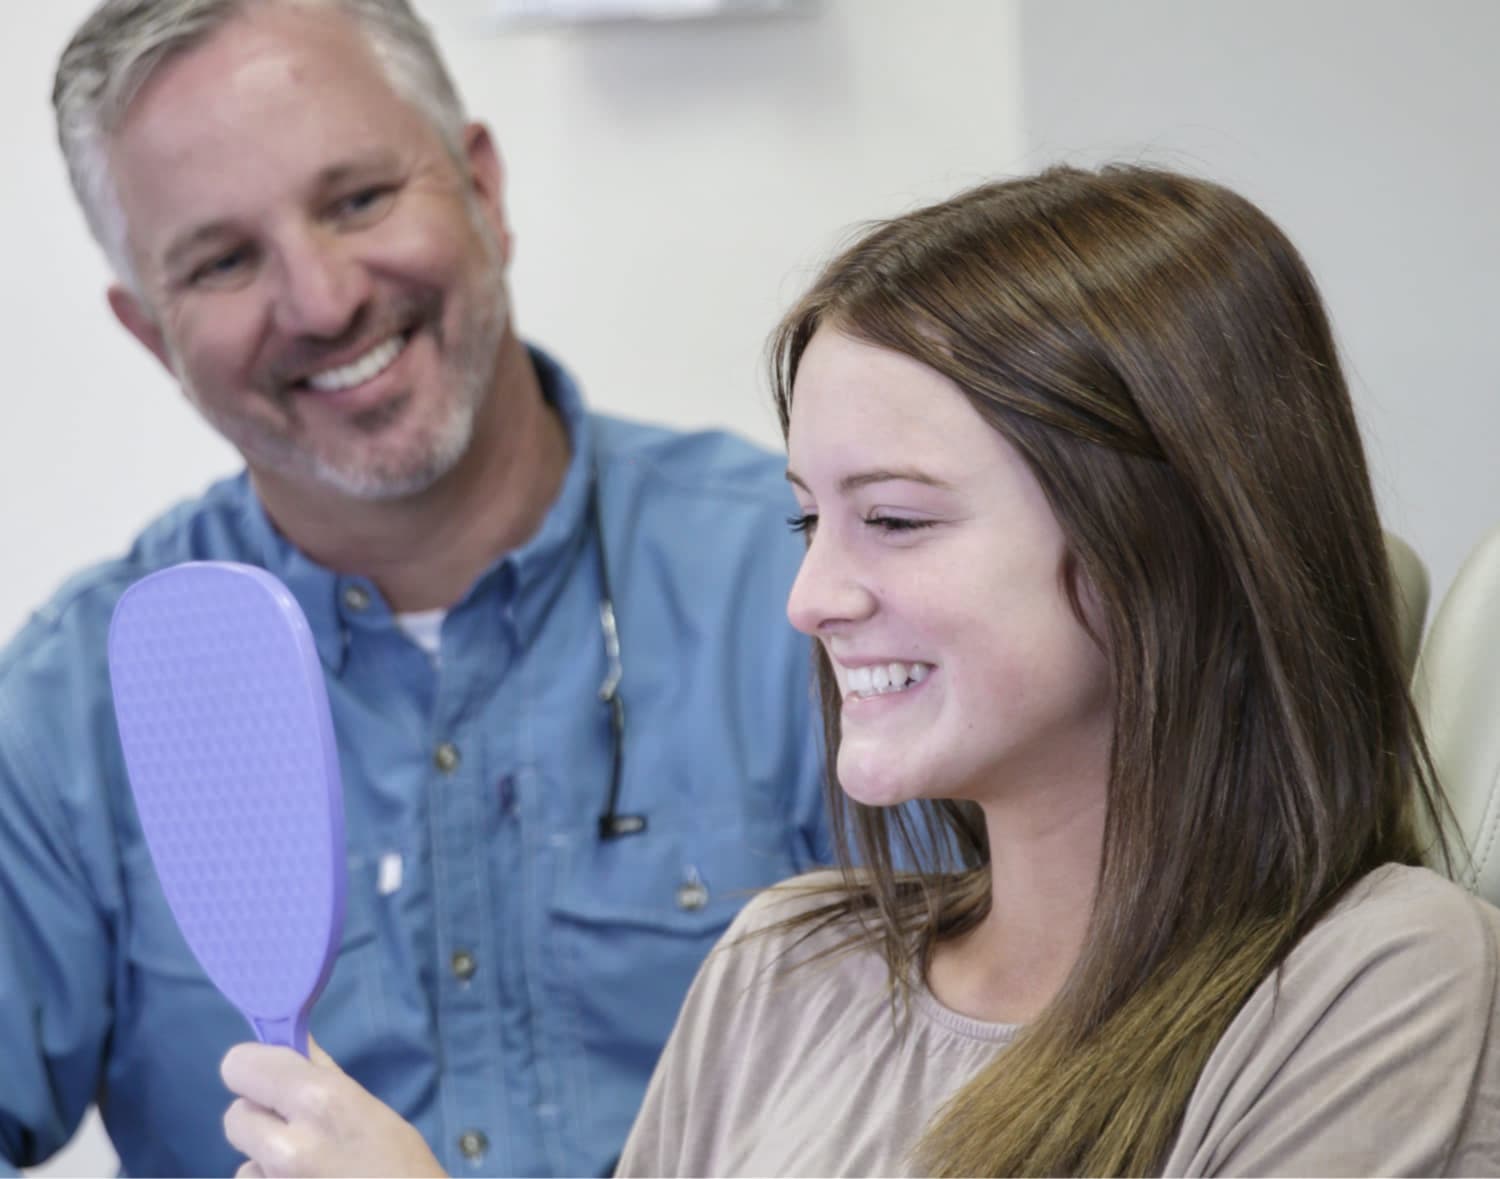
[0, 1, 827, 1174]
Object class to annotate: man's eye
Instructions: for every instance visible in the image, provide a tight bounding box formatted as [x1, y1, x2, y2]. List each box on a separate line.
[786, 513, 818, 536]
[189, 248, 250, 287]
[332, 186, 395, 221]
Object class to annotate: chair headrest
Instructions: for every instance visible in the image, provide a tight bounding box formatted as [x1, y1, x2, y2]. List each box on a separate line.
[1413, 525, 1500, 906]
[1385, 531, 1430, 678]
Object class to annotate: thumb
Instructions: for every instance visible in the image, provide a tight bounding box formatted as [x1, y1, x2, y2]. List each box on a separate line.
[306, 1033, 342, 1073]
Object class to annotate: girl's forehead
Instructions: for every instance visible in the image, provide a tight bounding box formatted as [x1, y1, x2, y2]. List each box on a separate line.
[788, 333, 1000, 480]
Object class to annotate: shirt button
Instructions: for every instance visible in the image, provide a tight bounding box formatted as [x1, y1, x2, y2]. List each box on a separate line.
[341, 584, 371, 612]
[676, 879, 709, 912]
[451, 949, 477, 981]
[433, 742, 460, 773]
[458, 1130, 489, 1161]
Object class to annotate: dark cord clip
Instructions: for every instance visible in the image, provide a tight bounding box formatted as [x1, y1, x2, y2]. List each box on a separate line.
[599, 813, 648, 839]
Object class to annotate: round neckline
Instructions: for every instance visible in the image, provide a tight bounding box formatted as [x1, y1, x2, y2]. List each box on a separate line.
[909, 973, 1024, 1044]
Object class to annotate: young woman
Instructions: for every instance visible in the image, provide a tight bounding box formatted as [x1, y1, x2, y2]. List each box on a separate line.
[220, 166, 1500, 1176]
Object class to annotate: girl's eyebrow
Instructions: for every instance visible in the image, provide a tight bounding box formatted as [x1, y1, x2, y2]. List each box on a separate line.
[785, 467, 956, 494]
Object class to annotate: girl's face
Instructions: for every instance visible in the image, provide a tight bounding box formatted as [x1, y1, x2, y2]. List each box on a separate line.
[785, 328, 1113, 816]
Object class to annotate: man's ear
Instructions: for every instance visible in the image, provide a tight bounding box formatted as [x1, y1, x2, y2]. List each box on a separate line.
[462, 122, 513, 266]
[107, 284, 174, 374]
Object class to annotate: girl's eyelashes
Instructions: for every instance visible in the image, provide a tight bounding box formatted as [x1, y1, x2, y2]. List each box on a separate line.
[864, 514, 936, 532]
[786, 512, 938, 536]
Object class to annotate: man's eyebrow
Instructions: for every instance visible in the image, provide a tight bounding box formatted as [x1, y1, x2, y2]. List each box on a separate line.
[311, 154, 400, 193]
[784, 467, 955, 493]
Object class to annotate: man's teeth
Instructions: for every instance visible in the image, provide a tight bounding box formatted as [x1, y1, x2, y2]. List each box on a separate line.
[305, 334, 407, 393]
[845, 661, 932, 699]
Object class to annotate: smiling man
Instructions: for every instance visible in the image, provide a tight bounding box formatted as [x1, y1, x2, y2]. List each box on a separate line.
[0, 2, 828, 1175]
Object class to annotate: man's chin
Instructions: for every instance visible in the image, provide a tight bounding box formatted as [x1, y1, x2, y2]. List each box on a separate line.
[306, 456, 452, 502]
[308, 430, 475, 502]
[236, 389, 479, 503]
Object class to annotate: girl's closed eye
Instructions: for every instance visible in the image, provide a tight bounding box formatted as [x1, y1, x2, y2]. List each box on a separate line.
[864, 514, 937, 533]
[786, 512, 818, 536]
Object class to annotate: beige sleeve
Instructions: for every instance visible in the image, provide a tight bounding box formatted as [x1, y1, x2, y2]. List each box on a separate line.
[615, 882, 822, 1178]
[616, 918, 737, 1176]
[1165, 870, 1500, 1177]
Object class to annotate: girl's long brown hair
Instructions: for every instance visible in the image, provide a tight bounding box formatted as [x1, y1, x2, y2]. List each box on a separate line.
[769, 165, 1453, 1176]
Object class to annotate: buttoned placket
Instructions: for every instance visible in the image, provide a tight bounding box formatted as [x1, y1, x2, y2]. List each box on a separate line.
[425, 567, 525, 1173]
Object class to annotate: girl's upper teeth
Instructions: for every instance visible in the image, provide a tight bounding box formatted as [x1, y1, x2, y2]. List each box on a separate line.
[306, 334, 406, 393]
[846, 661, 932, 698]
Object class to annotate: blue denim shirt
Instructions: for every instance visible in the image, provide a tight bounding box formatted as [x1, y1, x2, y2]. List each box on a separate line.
[0, 349, 828, 1177]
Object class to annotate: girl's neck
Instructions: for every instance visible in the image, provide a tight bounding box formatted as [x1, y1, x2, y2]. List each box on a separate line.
[927, 781, 1107, 1025]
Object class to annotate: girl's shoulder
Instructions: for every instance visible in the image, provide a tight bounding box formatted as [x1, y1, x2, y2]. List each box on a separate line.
[711, 868, 877, 976]
[1168, 865, 1500, 1175]
[1296, 862, 1500, 975]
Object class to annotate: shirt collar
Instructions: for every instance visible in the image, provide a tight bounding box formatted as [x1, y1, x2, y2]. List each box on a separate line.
[235, 343, 596, 672]
[504, 344, 595, 624]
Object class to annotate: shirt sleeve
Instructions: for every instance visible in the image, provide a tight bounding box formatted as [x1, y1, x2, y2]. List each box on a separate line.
[0, 689, 114, 1171]
[1167, 871, 1500, 1177]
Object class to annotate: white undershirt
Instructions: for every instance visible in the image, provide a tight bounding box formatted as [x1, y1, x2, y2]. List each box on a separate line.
[393, 608, 446, 660]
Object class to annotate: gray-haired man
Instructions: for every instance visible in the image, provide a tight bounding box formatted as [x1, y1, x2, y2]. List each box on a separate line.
[0, 1, 828, 1173]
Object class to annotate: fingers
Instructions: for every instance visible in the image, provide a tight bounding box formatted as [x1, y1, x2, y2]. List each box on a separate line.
[306, 1033, 341, 1072]
[221, 1040, 449, 1178]
[224, 1097, 293, 1176]
[222, 1043, 314, 1116]
[235, 1162, 266, 1179]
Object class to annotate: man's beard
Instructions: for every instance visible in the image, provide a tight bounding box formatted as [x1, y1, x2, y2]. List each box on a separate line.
[179, 226, 509, 503]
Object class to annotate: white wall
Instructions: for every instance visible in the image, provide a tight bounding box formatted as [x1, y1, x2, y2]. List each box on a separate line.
[13, 2, 1497, 1174]
[0, 0, 1026, 643]
[1018, 0, 1500, 612]
[18, 0, 1487, 647]
[14, 1, 1025, 1173]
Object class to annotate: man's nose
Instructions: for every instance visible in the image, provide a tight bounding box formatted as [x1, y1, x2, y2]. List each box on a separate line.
[270, 229, 370, 339]
[786, 528, 877, 637]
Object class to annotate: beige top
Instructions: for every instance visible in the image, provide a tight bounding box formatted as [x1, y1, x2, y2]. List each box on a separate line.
[618, 864, 1500, 1177]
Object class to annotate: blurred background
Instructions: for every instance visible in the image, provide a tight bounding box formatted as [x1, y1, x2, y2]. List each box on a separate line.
[6, 1, 1496, 1173]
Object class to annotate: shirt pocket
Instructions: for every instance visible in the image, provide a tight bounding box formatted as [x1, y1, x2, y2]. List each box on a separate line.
[546, 817, 798, 1058]
[306, 851, 388, 1042]
[120, 837, 229, 985]
[115, 837, 258, 1118]
[121, 838, 383, 1028]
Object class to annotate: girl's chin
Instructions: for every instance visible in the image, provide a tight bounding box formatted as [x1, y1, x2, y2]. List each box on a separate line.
[835, 758, 922, 812]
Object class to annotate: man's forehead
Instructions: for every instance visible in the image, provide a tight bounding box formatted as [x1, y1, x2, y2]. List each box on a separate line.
[115, 3, 391, 139]
[110, 2, 421, 176]
[105, 5, 426, 269]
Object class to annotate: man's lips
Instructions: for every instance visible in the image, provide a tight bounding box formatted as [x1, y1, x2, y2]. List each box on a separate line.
[296, 331, 411, 394]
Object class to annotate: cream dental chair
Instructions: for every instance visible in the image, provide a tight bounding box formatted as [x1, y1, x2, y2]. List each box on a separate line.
[1386, 532, 1430, 680]
[1412, 524, 1500, 907]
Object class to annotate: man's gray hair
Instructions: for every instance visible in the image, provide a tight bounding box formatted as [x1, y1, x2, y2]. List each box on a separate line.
[53, 0, 469, 291]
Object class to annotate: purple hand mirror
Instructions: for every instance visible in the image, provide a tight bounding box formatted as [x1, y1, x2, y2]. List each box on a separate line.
[108, 560, 345, 1055]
